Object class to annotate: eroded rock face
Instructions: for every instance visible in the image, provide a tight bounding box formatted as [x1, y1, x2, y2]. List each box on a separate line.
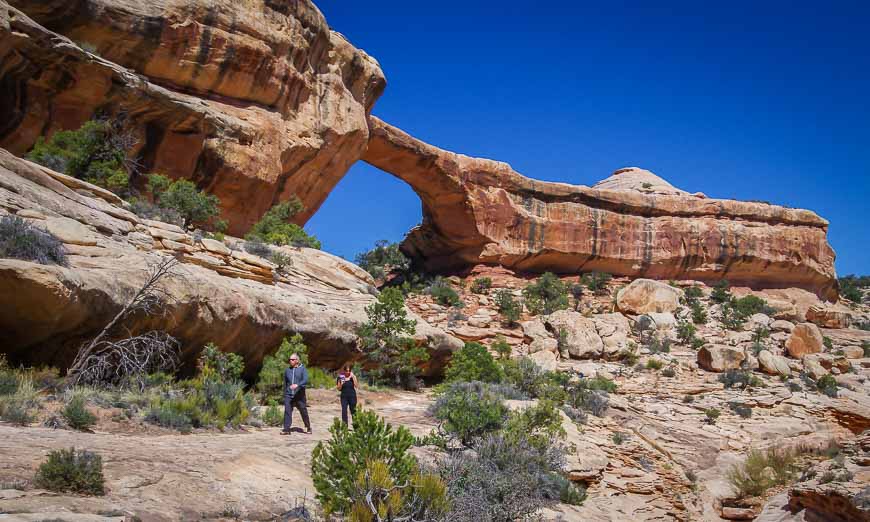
[362, 117, 837, 300]
[0, 0, 385, 235]
[0, 149, 460, 375]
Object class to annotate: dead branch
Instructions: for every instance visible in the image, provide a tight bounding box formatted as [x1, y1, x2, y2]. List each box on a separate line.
[67, 255, 180, 387]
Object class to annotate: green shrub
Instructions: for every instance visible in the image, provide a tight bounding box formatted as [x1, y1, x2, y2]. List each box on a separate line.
[683, 394, 694, 403]
[729, 402, 753, 419]
[445, 342, 503, 384]
[719, 369, 761, 390]
[646, 359, 664, 370]
[683, 285, 704, 305]
[427, 277, 462, 307]
[144, 403, 193, 433]
[0, 355, 18, 395]
[732, 295, 774, 317]
[523, 272, 569, 315]
[504, 400, 565, 450]
[491, 336, 512, 360]
[564, 379, 611, 417]
[354, 240, 409, 279]
[262, 399, 282, 427]
[493, 289, 522, 325]
[470, 277, 492, 294]
[308, 368, 334, 389]
[431, 381, 509, 446]
[863, 341, 870, 358]
[691, 302, 708, 324]
[661, 367, 676, 378]
[34, 447, 105, 495]
[27, 119, 130, 195]
[0, 215, 68, 266]
[62, 395, 97, 431]
[704, 408, 721, 424]
[823, 336, 833, 350]
[500, 357, 544, 397]
[156, 177, 224, 231]
[198, 343, 243, 382]
[727, 446, 799, 498]
[0, 399, 34, 426]
[311, 409, 417, 515]
[817, 374, 838, 397]
[710, 280, 732, 304]
[357, 287, 428, 390]
[581, 272, 612, 294]
[612, 432, 628, 445]
[245, 198, 320, 249]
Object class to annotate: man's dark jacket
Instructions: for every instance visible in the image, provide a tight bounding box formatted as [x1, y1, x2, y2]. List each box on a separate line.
[283, 364, 309, 398]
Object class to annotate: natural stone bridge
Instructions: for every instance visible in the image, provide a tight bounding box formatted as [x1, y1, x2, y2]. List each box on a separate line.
[0, 0, 838, 300]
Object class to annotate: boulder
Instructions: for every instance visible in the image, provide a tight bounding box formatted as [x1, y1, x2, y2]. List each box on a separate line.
[842, 346, 864, 359]
[528, 337, 558, 355]
[544, 310, 604, 359]
[521, 319, 550, 342]
[592, 312, 631, 358]
[746, 313, 772, 331]
[758, 350, 792, 377]
[529, 350, 558, 372]
[363, 117, 837, 300]
[698, 345, 746, 372]
[616, 279, 683, 314]
[644, 312, 677, 330]
[785, 323, 825, 359]
[806, 304, 853, 329]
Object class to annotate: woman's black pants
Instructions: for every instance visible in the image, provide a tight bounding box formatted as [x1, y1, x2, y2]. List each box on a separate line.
[341, 394, 357, 425]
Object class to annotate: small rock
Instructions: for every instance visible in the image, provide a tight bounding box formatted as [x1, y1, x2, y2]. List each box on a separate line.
[803, 357, 828, 380]
[770, 319, 795, 332]
[698, 344, 746, 372]
[528, 337, 558, 354]
[758, 350, 792, 377]
[842, 346, 863, 359]
[721, 506, 756, 520]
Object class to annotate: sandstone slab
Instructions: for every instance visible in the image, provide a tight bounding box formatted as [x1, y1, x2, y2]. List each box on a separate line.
[786, 323, 825, 359]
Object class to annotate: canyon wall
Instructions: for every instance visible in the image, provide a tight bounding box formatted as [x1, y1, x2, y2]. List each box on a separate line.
[363, 117, 838, 300]
[0, 0, 385, 235]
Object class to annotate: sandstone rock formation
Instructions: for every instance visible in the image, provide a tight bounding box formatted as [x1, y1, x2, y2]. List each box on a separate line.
[0, 0, 385, 235]
[0, 149, 460, 374]
[362, 117, 838, 300]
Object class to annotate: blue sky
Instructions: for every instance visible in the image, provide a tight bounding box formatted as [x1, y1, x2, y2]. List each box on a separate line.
[307, 1, 869, 276]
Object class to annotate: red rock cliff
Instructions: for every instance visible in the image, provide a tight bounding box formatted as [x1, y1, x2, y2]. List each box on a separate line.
[362, 117, 838, 300]
[0, 0, 385, 234]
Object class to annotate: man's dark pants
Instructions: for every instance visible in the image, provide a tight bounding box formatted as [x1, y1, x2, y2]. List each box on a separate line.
[283, 388, 311, 431]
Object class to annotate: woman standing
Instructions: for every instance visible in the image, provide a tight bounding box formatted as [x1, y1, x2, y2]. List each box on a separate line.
[336, 364, 358, 426]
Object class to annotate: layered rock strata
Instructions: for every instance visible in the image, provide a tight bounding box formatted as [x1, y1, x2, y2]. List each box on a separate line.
[0, 0, 385, 235]
[0, 149, 460, 374]
[362, 117, 837, 300]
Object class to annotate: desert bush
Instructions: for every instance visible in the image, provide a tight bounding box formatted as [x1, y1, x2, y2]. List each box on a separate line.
[27, 119, 133, 194]
[62, 395, 97, 431]
[0, 399, 34, 426]
[704, 408, 721, 424]
[503, 399, 566, 450]
[354, 240, 409, 279]
[244, 236, 273, 258]
[646, 359, 664, 370]
[523, 272, 569, 315]
[198, 343, 244, 382]
[683, 285, 704, 305]
[720, 301, 746, 330]
[500, 357, 545, 397]
[0, 215, 68, 266]
[732, 295, 775, 317]
[437, 433, 569, 521]
[346, 459, 449, 522]
[493, 289, 522, 325]
[427, 276, 462, 307]
[150, 175, 224, 231]
[358, 287, 428, 390]
[270, 250, 292, 273]
[144, 403, 193, 433]
[691, 302, 708, 324]
[661, 367, 676, 378]
[683, 394, 694, 403]
[612, 432, 628, 445]
[719, 369, 762, 390]
[562, 405, 588, 425]
[311, 409, 417, 515]
[817, 374, 839, 398]
[729, 402, 753, 419]
[127, 197, 184, 226]
[710, 280, 732, 304]
[33, 447, 105, 495]
[581, 271, 612, 294]
[262, 399, 282, 427]
[727, 446, 799, 498]
[245, 198, 320, 249]
[431, 381, 509, 446]
[0, 355, 17, 395]
[470, 277, 492, 294]
[491, 336, 512, 360]
[445, 342, 503, 384]
[564, 379, 611, 417]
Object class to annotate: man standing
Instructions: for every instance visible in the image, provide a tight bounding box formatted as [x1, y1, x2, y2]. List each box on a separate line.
[282, 353, 311, 435]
